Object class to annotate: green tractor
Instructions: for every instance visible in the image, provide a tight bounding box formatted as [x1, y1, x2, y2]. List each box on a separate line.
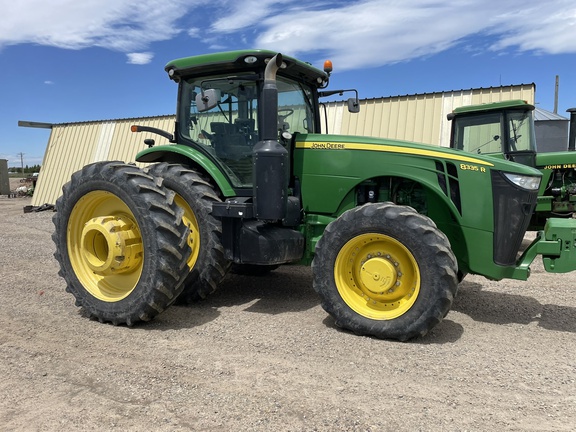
[448, 99, 576, 229]
[53, 50, 576, 341]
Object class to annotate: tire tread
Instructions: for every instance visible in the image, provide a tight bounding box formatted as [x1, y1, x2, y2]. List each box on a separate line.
[53, 161, 191, 325]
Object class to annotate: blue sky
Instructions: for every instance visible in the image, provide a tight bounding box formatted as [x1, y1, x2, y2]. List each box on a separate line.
[1, 0, 576, 167]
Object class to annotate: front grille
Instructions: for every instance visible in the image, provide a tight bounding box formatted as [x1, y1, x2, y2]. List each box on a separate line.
[492, 171, 538, 266]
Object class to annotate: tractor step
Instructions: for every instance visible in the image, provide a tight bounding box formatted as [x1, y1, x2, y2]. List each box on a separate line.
[220, 218, 304, 265]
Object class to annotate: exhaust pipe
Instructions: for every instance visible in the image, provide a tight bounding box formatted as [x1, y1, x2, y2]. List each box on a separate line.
[253, 54, 288, 221]
[260, 54, 283, 140]
[568, 108, 576, 151]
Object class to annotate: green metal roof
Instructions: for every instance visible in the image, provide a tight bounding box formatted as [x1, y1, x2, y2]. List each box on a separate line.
[164, 49, 328, 86]
[452, 99, 535, 115]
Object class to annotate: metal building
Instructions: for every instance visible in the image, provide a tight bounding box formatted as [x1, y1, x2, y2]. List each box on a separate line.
[27, 84, 535, 206]
[27, 116, 175, 206]
[324, 83, 535, 147]
[533, 107, 569, 152]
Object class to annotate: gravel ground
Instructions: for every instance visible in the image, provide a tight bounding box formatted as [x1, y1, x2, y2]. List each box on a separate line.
[1, 188, 575, 431]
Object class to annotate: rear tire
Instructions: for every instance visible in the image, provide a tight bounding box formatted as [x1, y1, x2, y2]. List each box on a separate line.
[312, 202, 458, 341]
[52, 162, 191, 325]
[146, 163, 230, 303]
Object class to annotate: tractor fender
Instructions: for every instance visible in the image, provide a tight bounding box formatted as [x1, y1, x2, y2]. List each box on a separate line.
[334, 168, 461, 222]
[136, 145, 235, 197]
[330, 170, 468, 269]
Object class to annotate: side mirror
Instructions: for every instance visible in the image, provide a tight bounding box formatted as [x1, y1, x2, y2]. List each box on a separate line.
[347, 97, 360, 113]
[196, 89, 221, 112]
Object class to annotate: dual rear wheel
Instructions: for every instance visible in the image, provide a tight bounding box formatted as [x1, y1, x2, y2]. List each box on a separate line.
[53, 162, 192, 325]
[144, 163, 230, 303]
[53, 161, 228, 325]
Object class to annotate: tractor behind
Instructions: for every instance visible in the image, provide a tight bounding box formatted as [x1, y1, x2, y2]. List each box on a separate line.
[448, 99, 576, 229]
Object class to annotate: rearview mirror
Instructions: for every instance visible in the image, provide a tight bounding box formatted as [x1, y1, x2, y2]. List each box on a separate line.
[196, 89, 221, 112]
[348, 97, 360, 113]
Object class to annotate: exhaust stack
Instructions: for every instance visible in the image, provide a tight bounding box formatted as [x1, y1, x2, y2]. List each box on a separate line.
[568, 108, 576, 151]
[253, 53, 288, 221]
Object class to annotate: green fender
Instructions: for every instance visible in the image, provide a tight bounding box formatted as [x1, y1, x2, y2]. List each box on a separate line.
[136, 145, 235, 197]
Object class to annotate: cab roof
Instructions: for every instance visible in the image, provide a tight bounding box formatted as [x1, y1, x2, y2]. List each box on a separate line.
[165, 49, 329, 88]
[452, 99, 535, 115]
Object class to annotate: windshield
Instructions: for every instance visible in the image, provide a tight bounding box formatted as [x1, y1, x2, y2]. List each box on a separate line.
[453, 110, 535, 155]
[453, 112, 503, 154]
[507, 110, 535, 153]
[179, 75, 315, 188]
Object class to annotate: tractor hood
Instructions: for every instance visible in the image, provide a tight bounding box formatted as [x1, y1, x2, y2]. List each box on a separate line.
[303, 133, 544, 178]
[535, 151, 576, 169]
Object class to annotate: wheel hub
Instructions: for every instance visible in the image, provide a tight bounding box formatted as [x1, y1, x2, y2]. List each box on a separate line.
[80, 215, 143, 275]
[333, 232, 420, 320]
[360, 257, 397, 294]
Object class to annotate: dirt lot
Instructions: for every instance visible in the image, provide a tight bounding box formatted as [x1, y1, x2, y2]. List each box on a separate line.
[1, 189, 575, 431]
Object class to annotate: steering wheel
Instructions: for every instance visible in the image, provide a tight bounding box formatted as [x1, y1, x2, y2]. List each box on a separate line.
[201, 129, 214, 143]
[278, 108, 294, 119]
[278, 109, 294, 132]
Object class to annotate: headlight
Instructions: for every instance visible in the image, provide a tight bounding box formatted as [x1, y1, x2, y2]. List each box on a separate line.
[502, 172, 541, 191]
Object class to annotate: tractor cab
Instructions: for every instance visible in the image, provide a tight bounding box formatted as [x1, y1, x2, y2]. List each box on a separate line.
[449, 100, 537, 167]
[152, 50, 334, 194]
[136, 50, 360, 195]
[178, 71, 316, 187]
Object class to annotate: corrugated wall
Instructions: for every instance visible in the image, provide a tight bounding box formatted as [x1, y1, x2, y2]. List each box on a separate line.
[32, 116, 175, 206]
[328, 84, 535, 147]
[32, 84, 535, 206]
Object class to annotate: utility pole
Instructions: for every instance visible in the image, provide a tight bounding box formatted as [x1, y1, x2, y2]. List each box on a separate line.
[554, 75, 559, 114]
[17, 152, 24, 175]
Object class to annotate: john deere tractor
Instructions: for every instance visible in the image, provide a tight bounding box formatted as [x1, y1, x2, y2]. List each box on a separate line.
[53, 50, 576, 341]
[449, 100, 576, 229]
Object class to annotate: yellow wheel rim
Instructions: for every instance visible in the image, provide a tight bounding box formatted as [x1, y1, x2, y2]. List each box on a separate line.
[174, 194, 200, 270]
[334, 233, 420, 320]
[67, 191, 144, 302]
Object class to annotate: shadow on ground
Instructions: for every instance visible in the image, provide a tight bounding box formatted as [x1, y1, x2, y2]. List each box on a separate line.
[453, 281, 576, 333]
[145, 266, 319, 331]
[137, 267, 576, 338]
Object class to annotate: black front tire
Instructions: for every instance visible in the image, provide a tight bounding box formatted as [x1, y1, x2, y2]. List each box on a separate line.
[312, 202, 458, 341]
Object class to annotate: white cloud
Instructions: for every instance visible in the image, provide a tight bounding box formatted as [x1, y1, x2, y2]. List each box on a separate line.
[188, 28, 201, 38]
[254, 0, 480, 68]
[1, 0, 575, 71]
[488, 2, 576, 54]
[126, 52, 154, 65]
[210, 0, 294, 33]
[44, 80, 54, 85]
[206, 0, 576, 69]
[0, 0, 192, 52]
